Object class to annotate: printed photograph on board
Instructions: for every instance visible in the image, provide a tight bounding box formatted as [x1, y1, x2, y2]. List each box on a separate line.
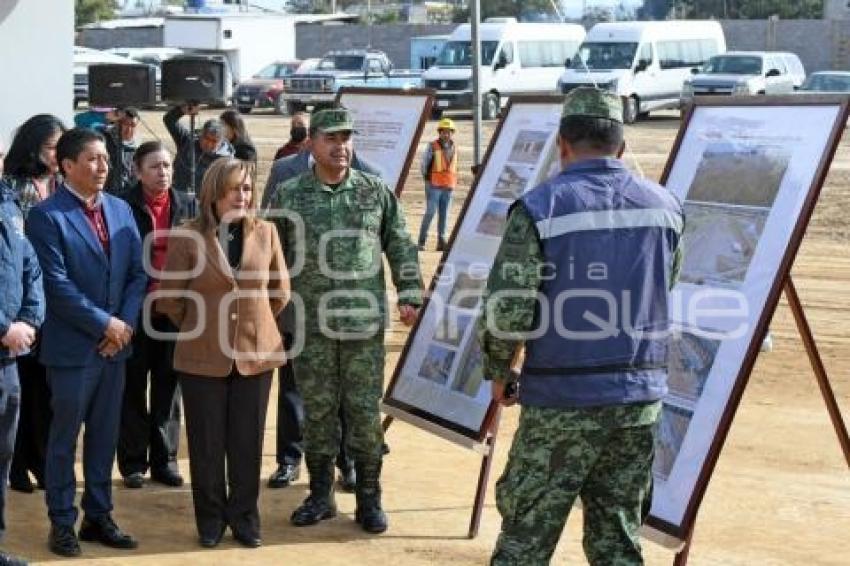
[686, 142, 790, 208]
[508, 130, 549, 164]
[446, 265, 488, 310]
[475, 200, 511, 237]
[450, 336, 484, 398]
[667, 327, 722, 403]
[418, 343, 456, 386]
[493, 164, 534, 200]
[680, 201, 768, 287]
[654, 403, 694, 481]
[433, 310, 474, 349]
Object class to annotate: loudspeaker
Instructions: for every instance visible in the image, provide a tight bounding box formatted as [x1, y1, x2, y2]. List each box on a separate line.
[161, 57, 226, 104]
[88, 64, 156, 107]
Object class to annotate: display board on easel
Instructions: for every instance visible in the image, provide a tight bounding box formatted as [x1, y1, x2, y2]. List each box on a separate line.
[644, 95, 850, 556]
[383, 96, 564, 450]
[335, 87, 434, 196]
[381, 96, 564, 537]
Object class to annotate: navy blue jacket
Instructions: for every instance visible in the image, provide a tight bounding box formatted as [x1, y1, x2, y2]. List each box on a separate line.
[518, 158, 683, 408]
[26, 185, 147, 367]
[0, 184, 45, 360]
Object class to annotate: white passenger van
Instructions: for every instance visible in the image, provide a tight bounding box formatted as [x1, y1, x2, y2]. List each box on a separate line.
[422, 18, 586, 120]
[557, 20, 725, 123]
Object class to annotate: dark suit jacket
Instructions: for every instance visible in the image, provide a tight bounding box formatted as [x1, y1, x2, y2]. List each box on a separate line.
[26, 186, 147, 367]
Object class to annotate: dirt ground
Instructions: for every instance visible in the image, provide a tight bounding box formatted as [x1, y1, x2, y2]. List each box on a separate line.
[4, 108, 849, 565]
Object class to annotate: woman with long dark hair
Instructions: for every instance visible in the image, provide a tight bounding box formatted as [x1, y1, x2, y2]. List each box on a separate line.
[4, 114, 66, 218]
[219, 109, 257, 162]
[2, 113, 66, 493]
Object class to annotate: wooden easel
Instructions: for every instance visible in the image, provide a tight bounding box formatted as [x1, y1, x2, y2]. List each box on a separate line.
[672, 276, 850, 565]
[382, 406, 503, 539]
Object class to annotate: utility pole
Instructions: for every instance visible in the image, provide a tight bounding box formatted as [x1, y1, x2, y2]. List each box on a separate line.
[471, 0, 482, 166]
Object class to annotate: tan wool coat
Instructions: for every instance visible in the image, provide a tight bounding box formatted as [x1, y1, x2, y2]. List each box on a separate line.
[157, 217, 289, 377]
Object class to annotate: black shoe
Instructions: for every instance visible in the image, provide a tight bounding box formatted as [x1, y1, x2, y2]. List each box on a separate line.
[78, 515, 138, 549]
[151, 467, 184, 487]
[48, 524, 81, 557]
[123, 472, 145, 489]
[9, 471, 33, 494]
[268, 463, 300, 488]
[337, 466, 356, 493]
[436, 239, 448, 252]
[232, 528, 262, 548]
[199, 525, 225, 548]
[291, 494, 337, 526]
[0, 550, 28, 566]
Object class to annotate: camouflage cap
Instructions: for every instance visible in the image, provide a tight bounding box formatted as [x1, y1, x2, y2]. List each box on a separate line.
[310, 107, 357, 134]
[562, 86, 623, 123]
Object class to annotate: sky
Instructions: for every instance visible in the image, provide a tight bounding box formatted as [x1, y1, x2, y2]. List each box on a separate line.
[136, 1, 645, 19]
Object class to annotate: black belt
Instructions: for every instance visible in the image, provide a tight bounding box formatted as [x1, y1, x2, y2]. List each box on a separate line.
[523, 362, 667, 376]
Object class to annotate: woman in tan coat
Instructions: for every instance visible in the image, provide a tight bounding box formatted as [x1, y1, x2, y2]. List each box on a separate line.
[157, 157, 289, 549]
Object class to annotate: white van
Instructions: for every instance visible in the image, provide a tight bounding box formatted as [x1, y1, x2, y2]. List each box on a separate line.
[422, 18, 586, 120]
[557, 20, 725, 123]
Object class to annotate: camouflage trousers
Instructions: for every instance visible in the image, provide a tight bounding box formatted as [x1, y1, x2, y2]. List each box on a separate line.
[491, 402, 660, 566]
[295, 335, 385, 463]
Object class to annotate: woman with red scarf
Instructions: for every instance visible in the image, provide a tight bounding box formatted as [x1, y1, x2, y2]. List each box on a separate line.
[117, 141, 191, 489]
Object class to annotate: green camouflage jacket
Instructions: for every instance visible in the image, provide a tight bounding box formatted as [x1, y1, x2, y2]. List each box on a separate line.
[270, 168, 422, 337]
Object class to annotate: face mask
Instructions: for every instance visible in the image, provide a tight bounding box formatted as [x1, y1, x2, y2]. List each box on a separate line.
[290, 126, 307, 143]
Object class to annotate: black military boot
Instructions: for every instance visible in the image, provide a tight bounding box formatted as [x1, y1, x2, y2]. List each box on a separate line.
[354, 460, 388, 534]
[291, 456, 337, 527]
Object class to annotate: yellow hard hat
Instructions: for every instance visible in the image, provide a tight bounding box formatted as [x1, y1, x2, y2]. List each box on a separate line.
[437, 117, 456, 131]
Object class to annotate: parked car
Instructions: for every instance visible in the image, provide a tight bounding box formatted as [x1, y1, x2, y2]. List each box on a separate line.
[73, 46, 139, 108]
[281, 49, 421, 115]
[233, 60, 301, 114]
[681, 51, 805, 106]
[799, 71, 850, 93]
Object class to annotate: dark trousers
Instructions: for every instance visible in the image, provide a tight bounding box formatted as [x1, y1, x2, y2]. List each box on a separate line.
[0, 360, 20, 541]
[118, 317, 181, 476]
[45, 362, 125, 527]
[276, 359, 353, 471]
[181, 370, 272, 539]
[10, 352, 50, 486]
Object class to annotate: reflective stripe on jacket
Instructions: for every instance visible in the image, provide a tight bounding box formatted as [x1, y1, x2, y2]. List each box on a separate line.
[429, 140, 457, 189]
[518, 157, 683, 408]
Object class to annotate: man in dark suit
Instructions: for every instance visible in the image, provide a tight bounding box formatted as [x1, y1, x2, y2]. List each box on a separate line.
[26, 128, 147, 558]
[261, 144, 379, 492]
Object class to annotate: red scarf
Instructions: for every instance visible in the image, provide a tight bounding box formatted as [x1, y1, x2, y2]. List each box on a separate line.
[144, 190, 171, 293]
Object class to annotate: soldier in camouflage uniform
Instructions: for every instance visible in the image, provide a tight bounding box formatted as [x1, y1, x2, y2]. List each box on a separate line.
[478, 87, 683, 565]
[269, 108, 422, 534]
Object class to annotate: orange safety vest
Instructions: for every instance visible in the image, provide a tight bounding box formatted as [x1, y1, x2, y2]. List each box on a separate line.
[429, 140, 457, 190]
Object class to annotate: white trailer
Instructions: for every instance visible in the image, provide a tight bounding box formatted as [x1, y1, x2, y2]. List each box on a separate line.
[164, 13, 296, 100]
